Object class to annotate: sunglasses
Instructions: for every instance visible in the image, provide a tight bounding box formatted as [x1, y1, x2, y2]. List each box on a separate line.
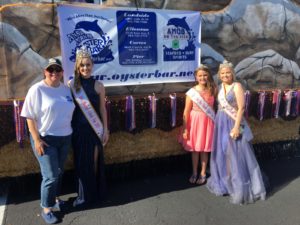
[47, 66, 63, 73]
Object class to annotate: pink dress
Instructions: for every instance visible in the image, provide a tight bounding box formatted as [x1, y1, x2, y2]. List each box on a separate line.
[181, 89, 215, 152]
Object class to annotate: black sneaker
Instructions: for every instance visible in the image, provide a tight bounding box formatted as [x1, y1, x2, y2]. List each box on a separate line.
[53, 199, 66, 211]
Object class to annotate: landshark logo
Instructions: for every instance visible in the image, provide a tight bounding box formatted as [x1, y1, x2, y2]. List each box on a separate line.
[67, 19, 114, 64]
[163, 17, 196, 61]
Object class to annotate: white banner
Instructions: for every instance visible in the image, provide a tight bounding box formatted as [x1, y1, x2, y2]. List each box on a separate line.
[57, 4, 201, 86]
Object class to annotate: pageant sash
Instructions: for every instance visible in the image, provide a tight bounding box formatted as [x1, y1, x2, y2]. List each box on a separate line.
[218, 84, 238, 121]
[186, 88, 215, 121]
[70, 79, 104, 142]
[218, 83, 247, 136]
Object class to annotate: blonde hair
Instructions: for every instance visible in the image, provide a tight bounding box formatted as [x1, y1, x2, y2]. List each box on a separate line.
[194, 64, 216, 96]
[218, 60, 235, 80]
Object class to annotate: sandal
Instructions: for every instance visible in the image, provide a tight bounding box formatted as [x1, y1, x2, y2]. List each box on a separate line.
[196, 175, 206, 185]
[189, 174, 198, 184]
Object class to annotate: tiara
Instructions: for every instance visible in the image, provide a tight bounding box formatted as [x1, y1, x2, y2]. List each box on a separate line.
[76, 46, 92, 59]
[198, 64, 209, 70]
[219, 60, 233, 69]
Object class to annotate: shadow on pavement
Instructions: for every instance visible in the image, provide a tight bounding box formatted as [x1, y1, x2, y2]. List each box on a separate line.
[260, 157, 300, 198]
[3, 155, 300, 210]
[60, 171, 194, 216]
[5, 154, 192, 207]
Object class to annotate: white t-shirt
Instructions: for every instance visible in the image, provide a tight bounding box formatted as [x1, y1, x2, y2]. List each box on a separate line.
[21, 80, 75, 137]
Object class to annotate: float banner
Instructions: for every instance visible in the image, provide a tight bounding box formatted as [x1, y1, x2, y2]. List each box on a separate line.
[57, 4, 201, 86]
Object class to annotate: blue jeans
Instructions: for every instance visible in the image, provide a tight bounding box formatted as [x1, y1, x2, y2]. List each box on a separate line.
[30, 134, 71, 208]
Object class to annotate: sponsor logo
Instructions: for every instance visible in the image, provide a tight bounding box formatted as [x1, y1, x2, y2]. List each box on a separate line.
[66, 95, 73, 102]
[67, 19, 114, 64]
[163, 17, 196, 61]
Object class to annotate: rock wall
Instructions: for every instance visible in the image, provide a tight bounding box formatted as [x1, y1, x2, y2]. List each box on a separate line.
[1, 0, 300, 99]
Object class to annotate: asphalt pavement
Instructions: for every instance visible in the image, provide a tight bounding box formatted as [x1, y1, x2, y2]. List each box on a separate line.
[2, 157, 300, 225]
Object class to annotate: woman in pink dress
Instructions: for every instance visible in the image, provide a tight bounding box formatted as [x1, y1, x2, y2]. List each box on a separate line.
[181, 65, 217, 185]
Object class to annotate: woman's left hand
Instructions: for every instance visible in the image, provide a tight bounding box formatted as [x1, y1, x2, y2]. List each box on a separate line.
[102, 129, 109, 146]
[230, 127, 240, 140]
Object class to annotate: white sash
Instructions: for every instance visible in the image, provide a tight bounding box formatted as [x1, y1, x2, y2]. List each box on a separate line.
[186, 88, 215, 121]
[218, 84, 238, 121]
[70, 79, 103, 142]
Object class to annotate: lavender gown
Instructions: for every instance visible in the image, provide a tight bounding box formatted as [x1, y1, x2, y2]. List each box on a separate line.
[207, 85, 266, 204]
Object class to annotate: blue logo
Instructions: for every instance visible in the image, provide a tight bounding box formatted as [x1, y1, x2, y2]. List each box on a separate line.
[67, 19, 114, 64]
[163, 17, 196, 61]
[66, 95, 73, 102]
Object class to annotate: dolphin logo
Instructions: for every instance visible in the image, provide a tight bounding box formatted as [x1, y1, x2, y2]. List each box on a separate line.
[167, 17, 191, 40]
[167, 17, 190, 32]
[75, 20, 105, 37]
[68, 19, 114, 63]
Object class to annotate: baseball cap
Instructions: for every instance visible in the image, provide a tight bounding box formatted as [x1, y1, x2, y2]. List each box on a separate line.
[45, 58, 62, 70]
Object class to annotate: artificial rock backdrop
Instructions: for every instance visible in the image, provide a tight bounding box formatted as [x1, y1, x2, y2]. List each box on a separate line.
[1, 0, 300, 98]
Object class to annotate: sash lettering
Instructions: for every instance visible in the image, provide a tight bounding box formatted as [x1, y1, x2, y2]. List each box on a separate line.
[70, 79, 104, 142]
[186, 88, 215, 121]
[218, 83, 238, 121]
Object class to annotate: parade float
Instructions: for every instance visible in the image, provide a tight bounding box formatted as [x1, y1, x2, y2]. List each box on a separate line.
[0, 0, 299, 181]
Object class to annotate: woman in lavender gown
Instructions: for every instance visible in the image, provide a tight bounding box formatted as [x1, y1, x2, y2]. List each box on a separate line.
[206, 60, 266, 204]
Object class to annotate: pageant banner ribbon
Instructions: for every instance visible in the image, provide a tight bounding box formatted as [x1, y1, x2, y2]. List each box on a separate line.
[169, 93, 177, 127]
[148, 94, 157, 128]
[284, 90, 292, 117]
[126, 95, 136, 131]
[290, 90, 298, 117]
[258, 91, 266, 121]
[186, 88, 215, 121]
[70, 79, 104, 142]
[297, 90, 300, 116]
[272, 89, 282, 118]
[13, 99, 26, 146]
[105, 97, 111, 132]
[244, 90, 251, 118]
